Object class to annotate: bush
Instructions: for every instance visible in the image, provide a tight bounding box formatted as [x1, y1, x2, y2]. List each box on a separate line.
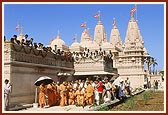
[98, 105, 109, 111]
[123, 97, 136, 110]
[143, 92, 150, 105]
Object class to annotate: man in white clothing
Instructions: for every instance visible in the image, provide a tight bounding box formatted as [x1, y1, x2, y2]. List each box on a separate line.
[4, 79, 12, 111]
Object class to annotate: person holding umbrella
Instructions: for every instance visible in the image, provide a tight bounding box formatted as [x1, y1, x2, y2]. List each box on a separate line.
[34, 76, 54, 108]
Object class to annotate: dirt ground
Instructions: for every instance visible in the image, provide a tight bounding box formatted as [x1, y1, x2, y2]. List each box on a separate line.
[110, 90, 164, 111]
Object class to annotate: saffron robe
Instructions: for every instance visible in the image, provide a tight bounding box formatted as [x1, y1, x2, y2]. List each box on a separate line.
[39, 84, 46, 108]
[75, 89, 85, 106]
[47, 84, 54, 107]
[85, 84, 94, 105]
[59, 84, 67, 106]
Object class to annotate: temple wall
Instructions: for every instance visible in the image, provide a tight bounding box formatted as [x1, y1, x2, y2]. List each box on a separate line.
[4, 42, 74, 106]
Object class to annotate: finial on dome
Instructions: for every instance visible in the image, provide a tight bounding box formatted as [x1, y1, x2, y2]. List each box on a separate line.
[98, 10, 101, 22]
[80, 22, 87, 28]
[56, 30, 61, 39]
[73, 34, 77, 42]
[131, 13, 134, 21]
[113, 18, 117, 28]
[130, 6, 136, 21]
[57, 30, 60, 36]
[19, 27, 23, 35]
[94, 10, 101, 24]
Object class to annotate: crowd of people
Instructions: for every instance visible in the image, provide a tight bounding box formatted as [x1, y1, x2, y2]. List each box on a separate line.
[9, 34, 56, 52]
[8, 34, 114, 61]
[38, 76, 132, 108]
[144, 79, 163, 90]
[7, 34, 74, 60]
[10, 34, 34, 47]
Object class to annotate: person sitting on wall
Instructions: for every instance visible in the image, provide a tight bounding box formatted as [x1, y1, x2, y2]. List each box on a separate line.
[37, 43, 43, 50]
[57, 49, 61, 55]
[24, 34, 28, 40]
[20, 39, 26, 46]
[26, 38, 34, 47]
[10, 37, 14, 44]
[33, 43, 38, 49]
[10, 35, 18, 44]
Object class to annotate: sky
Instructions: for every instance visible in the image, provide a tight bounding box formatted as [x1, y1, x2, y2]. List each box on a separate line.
[3, 2, 165, 71]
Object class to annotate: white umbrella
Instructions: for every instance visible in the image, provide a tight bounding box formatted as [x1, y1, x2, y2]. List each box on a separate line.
[34, 76, 53, 86]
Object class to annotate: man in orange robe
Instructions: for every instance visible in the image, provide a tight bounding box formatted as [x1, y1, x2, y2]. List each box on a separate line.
[85, 81, 94, 105]
[39, 83, 46, 108]
[59, 82, 67, 106]
[75, 87, 85, 106]
[51, 82, 57, 105]
[68, 88, 75, 105]
[55, 82, 60, 105]
[47, 83, 54, 107]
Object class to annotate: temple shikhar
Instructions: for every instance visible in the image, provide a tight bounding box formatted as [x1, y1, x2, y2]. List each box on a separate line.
[4, 9, 151, 106]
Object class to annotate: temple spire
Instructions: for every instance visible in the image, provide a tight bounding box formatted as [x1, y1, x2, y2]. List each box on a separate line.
[110, 18, 122, 48]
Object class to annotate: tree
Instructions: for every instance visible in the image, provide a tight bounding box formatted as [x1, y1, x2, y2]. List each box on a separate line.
[149, 57, 158, 74]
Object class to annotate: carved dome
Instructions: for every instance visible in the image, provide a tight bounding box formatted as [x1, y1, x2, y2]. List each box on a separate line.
[71, 41, 80, 47]
[50, 35, 65, 47]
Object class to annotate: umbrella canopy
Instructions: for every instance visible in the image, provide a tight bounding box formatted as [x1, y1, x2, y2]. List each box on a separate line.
[34, 76, 53, 86]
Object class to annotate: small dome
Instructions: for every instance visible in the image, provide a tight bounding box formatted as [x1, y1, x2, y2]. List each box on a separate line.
[71, 41, 80, 47]
[50, 35, 65, 47]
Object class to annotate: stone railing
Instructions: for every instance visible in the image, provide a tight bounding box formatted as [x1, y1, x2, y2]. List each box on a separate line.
[4, 41, 74, 68]
[72, 49, 113, 64]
